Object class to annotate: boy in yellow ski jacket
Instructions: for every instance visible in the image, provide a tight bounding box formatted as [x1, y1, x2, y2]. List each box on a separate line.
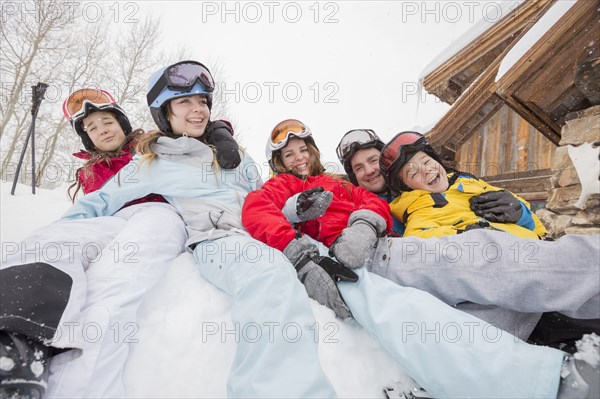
[380, 131, 548, 239]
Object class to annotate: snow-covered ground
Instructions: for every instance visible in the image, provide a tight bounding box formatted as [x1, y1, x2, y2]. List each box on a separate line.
[1, 182, 408, 397]
[2, 181, 599, 398]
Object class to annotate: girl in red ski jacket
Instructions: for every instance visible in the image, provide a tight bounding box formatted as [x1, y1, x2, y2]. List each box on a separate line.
[242, 118, 392, 321]
[242, 119, 392, 254]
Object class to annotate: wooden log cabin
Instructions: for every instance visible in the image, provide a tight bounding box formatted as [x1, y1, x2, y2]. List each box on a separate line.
[422, 0, 600, 211]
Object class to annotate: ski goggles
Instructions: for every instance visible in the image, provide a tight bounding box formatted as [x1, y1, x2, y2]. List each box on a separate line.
[380, 131, 428, 180]
[146, 60, 214, 105]
[62, 89, 117, 122]
[336, 129, 381, 163]
[268, 119, 312, 152]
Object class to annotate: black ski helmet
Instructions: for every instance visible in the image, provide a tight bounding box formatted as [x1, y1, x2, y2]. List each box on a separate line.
[62, 89, 132, 151]
[379, 131, 450, 192]
[336, 129, 385, 185]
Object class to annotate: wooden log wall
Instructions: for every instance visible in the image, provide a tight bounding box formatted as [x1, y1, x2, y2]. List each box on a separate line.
[454, 104, 554, 179]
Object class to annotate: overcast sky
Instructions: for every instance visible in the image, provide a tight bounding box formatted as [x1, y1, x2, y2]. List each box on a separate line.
[137, 0, 522, 174]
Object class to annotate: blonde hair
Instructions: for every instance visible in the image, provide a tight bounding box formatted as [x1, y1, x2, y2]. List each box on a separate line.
[68, 129, 145, 203]
[134, 129, 164, 165]
[272, 137, 326, 177]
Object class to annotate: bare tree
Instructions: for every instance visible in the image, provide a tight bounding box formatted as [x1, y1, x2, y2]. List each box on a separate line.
[0, 0, 72, 138]
[0, 2, 187, 188]
[1, 0, 104, 182]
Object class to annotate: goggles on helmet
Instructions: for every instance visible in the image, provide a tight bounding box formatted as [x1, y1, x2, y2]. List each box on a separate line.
[146, 60, 214, 106]
[379, 131, 428, 182]
[336, 129, 381, 163]
[268, 119, 312, 152]
[62, 89, 117, 122]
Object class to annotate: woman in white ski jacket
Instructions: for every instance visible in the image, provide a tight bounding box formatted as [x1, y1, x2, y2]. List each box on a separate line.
[59, 61, 590, 399]
[61, 61, 337, 398]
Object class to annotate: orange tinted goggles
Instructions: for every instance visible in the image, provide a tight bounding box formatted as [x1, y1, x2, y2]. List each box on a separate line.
[270, 119, 312, 149]
[62, 89, 116, 122]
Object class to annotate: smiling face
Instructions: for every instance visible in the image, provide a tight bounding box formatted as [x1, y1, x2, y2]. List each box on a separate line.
[350, 147, 387, 193]
[399, 151, 449, 193]
[167, 94, 210, 137]
[280, 138, 311, 177]
[82, 111, 126, 152]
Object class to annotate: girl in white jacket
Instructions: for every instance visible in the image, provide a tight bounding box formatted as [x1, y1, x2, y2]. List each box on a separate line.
[62, 60, 337, 398]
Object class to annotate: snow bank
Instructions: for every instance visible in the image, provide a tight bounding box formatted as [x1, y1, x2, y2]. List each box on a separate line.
[575, 333, 600, 368]
[4, 182, 599, 398]
[124, 253, 409, 397]
[1, 182, 72, 242]
[2, 183, 409, 397]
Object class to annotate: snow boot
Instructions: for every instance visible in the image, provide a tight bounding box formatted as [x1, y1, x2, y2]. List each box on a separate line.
[527, 312, 600, 354]
[0, 331, 50, 399]
[557, 354, 599, 399]
[383, 385, 431, 399]
[383, 374, 431, 399]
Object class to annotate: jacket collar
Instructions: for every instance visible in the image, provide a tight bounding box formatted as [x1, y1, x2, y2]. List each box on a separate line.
[72, 143, 133, 160]
[72, 150, 91, 160]
[152, 136, 213, 163]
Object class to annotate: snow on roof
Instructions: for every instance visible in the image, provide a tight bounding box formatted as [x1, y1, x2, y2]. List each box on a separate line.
[420, 0, 526, 80]
[495, 0, 577, 81]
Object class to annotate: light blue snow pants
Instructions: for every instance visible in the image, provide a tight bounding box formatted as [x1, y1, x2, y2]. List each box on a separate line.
[193, 234, 336, 398]
[338, 267, 565, 399]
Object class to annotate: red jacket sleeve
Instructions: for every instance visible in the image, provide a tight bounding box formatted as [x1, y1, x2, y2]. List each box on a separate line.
[242, 174, 305, 252]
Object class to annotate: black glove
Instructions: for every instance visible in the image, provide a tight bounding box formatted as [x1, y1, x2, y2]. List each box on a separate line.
[314, 256, 359, 283]
[460, 221, 490, 233]
[296, 187, 333, 221]
[469, 190, 523, 224]
[204, 120, 241, 169]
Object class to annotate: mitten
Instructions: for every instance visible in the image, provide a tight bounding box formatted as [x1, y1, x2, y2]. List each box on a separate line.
[204, 120, 241, 169]
[330, 209, 386, 269]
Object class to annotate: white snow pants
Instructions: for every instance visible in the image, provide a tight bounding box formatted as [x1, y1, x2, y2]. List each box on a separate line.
[1, 203, 187, 398]
[193, 234, 336, 398]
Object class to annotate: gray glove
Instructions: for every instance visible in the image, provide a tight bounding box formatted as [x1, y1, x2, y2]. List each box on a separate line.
[284, 236, 352, 319]
[469, 190, 523, 223]
[296, 259, 353, 319]
[282, 187, 333, 223]
[283, 235, 320, 265]
[330, 209, 387, 269]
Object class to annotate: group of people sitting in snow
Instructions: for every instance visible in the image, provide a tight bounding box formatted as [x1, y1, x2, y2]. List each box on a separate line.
[1, 60, 599, 399]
